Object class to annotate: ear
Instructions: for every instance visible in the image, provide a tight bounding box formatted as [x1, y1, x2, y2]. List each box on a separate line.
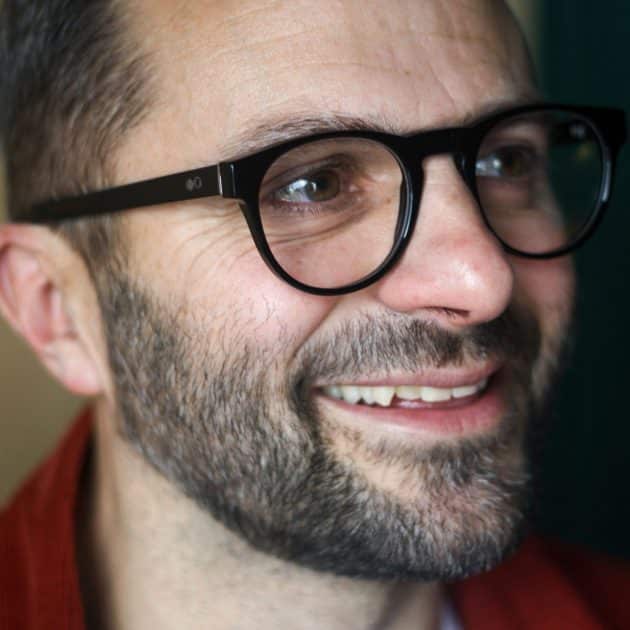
[0, 225, 104, 396]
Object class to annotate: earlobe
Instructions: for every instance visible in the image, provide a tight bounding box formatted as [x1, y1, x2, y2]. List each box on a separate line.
[0, 229, 103, 396]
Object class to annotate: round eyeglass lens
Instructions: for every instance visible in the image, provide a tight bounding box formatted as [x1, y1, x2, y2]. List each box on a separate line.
[476, 109, 604, 255]
[258, 137, 405, 290]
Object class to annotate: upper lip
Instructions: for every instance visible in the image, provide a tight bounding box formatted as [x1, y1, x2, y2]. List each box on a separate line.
[314, 361, 501, 390]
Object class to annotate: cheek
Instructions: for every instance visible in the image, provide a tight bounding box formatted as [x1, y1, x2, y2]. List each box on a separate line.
[187, 266, 336, 351]
[516, 256, 575, 318]
[513, 256, 576, 363]
[127, 213, 338, 352]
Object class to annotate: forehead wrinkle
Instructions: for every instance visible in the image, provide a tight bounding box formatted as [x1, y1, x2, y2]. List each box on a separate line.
[147, 0, 335, 73]
[148, 1, 524, 94]
[123, 0, 538, 179]
[216, 0, 285, 27]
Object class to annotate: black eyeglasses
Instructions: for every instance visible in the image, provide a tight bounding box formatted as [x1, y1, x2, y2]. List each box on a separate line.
[20, 103, 627, 296]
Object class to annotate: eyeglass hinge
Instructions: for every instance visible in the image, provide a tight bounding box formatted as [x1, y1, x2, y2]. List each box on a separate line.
[217, 163, 236, 198]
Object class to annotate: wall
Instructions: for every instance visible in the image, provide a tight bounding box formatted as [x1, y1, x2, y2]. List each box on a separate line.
[535, 0, 630, 559]
[507, 0, 541, 67]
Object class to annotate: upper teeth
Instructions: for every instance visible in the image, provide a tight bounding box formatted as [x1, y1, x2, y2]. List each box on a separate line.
[323, 379, 488, 407]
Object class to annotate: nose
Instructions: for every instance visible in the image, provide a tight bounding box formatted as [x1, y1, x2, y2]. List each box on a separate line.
[372, 156, 514, 327]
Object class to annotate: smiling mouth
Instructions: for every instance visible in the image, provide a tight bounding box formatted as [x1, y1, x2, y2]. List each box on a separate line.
[322, 378, 490, 408]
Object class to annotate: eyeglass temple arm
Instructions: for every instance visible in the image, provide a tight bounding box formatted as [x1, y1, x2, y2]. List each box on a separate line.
[18, 163, 236, 224]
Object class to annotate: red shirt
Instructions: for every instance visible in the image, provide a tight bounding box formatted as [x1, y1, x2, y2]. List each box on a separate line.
[1, 411, 629, 629]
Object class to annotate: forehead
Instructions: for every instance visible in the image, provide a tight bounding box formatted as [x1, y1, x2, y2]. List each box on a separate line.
[123, 0, 534, 168]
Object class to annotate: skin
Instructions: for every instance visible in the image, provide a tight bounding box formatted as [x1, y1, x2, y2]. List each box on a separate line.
[0, 1, 575, 629]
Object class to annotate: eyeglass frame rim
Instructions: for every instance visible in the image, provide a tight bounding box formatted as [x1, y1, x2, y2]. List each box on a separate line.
[17, 102, 628, 296]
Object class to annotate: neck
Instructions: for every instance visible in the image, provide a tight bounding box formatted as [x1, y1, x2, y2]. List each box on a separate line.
[77, 402, 443, 630]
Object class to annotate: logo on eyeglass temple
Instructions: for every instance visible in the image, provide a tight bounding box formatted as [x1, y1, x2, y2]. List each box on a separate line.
[186, 176, 203, 192]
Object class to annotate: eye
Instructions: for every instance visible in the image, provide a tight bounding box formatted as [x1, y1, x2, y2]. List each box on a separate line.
[476, 145, 541, 179]
[272, 169, 341, 204]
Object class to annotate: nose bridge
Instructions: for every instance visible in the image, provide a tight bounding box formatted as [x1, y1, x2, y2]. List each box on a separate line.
[409, 126, 462, 159]
[406, 126, 469, 184]
[374, 142, 514, 325]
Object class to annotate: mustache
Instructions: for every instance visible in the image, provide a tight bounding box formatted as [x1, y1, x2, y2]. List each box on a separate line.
[292, 304, 542, 388]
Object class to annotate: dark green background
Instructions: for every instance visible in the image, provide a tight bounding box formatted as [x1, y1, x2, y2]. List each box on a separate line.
[536, 1, 630, 559]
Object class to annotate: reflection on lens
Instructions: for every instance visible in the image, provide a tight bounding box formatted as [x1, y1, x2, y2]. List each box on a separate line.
[259, 138, 404, 289]
[476, 110, 603, 254]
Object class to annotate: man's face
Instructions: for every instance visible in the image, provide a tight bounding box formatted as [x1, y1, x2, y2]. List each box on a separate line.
[98, 0, 575, 579]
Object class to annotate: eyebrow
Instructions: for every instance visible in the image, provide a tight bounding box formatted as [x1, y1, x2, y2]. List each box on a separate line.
[218, 90, 543, 161]
[218, 111, 398, 158]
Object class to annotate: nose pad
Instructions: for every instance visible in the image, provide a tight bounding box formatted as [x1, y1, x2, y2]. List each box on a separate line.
[452, 152, 477, 197]
[453, 152, 466, 177]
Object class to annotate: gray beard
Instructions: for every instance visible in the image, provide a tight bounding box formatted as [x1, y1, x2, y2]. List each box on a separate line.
[99, 270, 564, 582]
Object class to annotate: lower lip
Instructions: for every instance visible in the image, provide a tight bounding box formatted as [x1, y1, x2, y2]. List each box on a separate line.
[317, 373, 506, 438]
